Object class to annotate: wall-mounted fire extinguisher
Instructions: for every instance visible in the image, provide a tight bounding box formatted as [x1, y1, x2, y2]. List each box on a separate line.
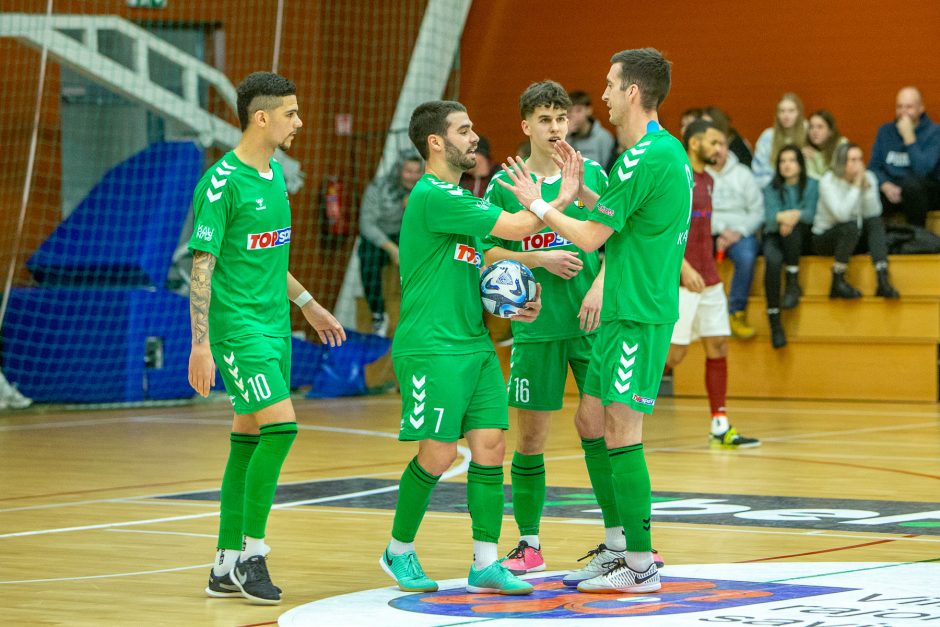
[321, 175, 349, 236]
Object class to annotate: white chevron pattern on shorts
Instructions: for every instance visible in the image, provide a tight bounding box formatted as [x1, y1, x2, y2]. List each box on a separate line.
[615, 342, 639, 394]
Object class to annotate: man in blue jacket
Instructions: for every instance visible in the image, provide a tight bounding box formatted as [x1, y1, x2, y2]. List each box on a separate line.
[869, 86, 940, 226]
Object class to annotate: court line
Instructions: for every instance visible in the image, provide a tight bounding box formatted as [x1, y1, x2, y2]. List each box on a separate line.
[105, 529, 215, 539]
[742, 537, 902, 561]
[0, 562, 213, 585]
[0, 420, 471, 539]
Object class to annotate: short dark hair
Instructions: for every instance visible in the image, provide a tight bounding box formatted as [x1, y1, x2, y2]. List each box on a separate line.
[568, 90, 592, 107]
[609, 47, 672, 111]
[408, 100, 467, 160]
[683, 119, 717, 148]
[520, 80, 572, 119]
[236, 72, 296, 131]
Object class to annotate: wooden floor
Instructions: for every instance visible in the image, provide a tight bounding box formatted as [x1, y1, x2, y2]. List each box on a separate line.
[1, 393, 939, 625]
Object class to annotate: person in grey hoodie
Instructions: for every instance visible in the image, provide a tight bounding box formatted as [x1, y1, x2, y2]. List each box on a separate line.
[814, 143, 899, 300]
[707, 137, 764, 339]
[359, 151, 424, 336]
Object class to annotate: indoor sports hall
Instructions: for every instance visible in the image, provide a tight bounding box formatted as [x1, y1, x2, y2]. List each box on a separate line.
[1, 2, 938, 626]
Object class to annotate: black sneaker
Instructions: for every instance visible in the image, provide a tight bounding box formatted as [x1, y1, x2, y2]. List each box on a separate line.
[205, 568, 242, 598]
[231, 555, 281, 605]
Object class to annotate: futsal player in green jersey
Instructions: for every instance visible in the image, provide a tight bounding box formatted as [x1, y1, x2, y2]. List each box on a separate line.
[480, 80, 610, 575]
[188, 72, 346, 605]
[380, 100, 562, 596]
[497, 48, 693, 594]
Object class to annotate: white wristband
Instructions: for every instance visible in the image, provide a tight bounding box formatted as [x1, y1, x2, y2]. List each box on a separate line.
[529, 198, 552, 220]
[292, 291, 313, 308]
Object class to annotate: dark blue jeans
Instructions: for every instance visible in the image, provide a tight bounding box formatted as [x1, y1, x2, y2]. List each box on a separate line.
[724, 235, 759, 313]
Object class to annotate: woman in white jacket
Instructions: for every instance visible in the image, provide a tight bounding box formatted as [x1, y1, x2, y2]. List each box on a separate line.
[813, 143, 900, 299]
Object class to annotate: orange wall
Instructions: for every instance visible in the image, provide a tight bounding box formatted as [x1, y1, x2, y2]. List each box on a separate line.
[460, 0, 940, 164]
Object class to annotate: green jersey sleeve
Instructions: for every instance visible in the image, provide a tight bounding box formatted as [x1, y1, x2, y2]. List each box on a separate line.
[188, 171, 232, 256]
[589, 143, 652, 232]
[424, 180, 501, 238]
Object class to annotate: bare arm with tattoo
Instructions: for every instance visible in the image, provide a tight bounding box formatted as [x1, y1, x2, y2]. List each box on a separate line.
[188, 250, 217, 396]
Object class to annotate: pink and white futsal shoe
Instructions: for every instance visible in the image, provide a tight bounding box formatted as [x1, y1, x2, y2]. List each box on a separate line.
[501, 540, 545, 575]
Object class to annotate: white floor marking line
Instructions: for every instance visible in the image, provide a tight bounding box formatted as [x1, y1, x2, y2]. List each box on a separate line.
[105, 529, 216, 539]
[0, 417, 470, 539]
[0, 562, 213, 585]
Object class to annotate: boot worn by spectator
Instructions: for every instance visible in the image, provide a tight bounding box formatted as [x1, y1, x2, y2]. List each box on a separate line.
[875, 267, 900, 299]
[728, 311, 755, 339]
[767, 309, 787, 349]
[782, 270, 802, 309]
[830, 268, 862, 299]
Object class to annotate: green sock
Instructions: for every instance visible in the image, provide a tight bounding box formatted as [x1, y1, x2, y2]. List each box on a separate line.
[608, 443, 652, 552]
[391, 457, 440, 542]
[510, 452, 545, 536]
[217, 432, 259, 550]
[581, 437, 620, 528]
[242, 422, 297, 539]
[467, 462, 504, 543]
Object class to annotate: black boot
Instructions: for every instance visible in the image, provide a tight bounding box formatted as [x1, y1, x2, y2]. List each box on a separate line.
[782, 272, 802, 309]
[875, 268, 900, 299]
[830, 270, 862, 299]
[768, 312, 787, 349]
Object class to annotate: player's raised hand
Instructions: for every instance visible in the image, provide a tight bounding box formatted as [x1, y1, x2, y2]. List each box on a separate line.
[578, 279, 603, 332]
[301, 300, 347, 347]
[496, 156, 544, 210]
[188, 343, 216, 397]
[553, 140, 584, 207]
[511, 283, 542, 323]
[540, 250, 583, 280]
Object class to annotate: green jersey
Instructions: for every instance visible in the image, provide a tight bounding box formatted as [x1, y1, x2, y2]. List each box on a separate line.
[392, 173, 502, 358]
[589, 128, 692, 324]
[188, 151, 292, 343]
[482, 159, 609, 342]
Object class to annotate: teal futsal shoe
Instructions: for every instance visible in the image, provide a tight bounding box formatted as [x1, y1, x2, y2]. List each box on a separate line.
[379, 545, 438, 592]
[467, 560, 534, 595]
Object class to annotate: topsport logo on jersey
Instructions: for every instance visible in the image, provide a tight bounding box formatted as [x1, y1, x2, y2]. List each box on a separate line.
[454, 243, 482, 268]
[522, 231, 573, 251]
[247, 227, 291, 250]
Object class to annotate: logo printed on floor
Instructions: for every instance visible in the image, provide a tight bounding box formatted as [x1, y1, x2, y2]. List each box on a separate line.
[277, 562, 940, 626]
[163, 479, 940, 535]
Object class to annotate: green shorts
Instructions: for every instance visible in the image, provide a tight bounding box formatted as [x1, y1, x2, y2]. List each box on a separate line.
[211, 334, 292, 415]
[583, 320, 673, 414]
[508, 335, 594, 411]
[394, 351, 508, 442]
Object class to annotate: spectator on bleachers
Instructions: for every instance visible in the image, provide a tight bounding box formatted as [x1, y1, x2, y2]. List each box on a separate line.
[0, 367, 32, 410]
[566, 90, 615, 165]
[762, 144, 818, 349]
[459, 135, 496, 197]
[869, 86, 940, 227]
[753, 93, 807, 189]
[707, 131, 763, 340]
[803, 110, 846, 179]
[704, 106, 753, 169]
[814, 143, 900, 300]
[679, 107, 704, 137]
[359, 150, 423, 336]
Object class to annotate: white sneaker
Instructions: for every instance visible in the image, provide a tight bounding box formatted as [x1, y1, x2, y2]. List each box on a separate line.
[4, 385, 32, 409]
[577, 558, 660, 593]
[562, 544, 626, 587]
[0, 373, 31, 410]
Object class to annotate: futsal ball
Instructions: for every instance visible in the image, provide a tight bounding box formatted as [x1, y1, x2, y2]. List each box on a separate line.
[480, 260, 537, 318]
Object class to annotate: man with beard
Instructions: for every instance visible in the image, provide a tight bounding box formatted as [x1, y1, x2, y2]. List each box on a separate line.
[188, 72, 346, 605]
[664, 119, 759, 449]
[379, 100, 552, 596]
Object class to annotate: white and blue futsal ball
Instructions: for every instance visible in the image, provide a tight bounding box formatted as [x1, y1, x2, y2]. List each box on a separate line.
[480, 259, 537, 318]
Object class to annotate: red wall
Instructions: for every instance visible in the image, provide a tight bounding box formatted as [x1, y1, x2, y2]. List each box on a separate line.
[460, 0, 940, 164]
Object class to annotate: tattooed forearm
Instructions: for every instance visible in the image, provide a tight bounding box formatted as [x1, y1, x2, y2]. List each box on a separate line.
[190, 251, 216, 344]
